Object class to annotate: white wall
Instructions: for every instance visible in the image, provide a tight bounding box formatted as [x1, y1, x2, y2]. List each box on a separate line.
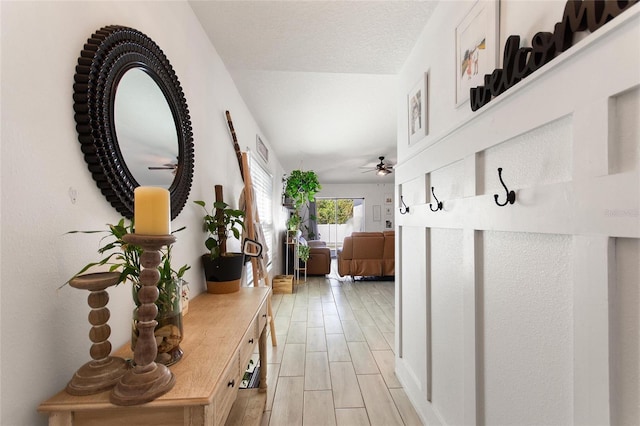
[396, 1, 640, 425]
[318, 183, 395, 233]
[0, 2, 284, 424]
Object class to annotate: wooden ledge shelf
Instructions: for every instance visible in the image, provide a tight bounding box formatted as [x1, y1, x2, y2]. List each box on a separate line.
[39, 287, 271, 426]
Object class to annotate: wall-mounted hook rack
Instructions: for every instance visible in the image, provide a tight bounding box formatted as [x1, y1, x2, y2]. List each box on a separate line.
[429, 187, 443, 212]
[399, 196, 410, 215]
[494, 167, 516, 206]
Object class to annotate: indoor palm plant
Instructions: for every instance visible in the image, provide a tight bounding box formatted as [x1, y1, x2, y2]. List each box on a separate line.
[67, 218, 190, 365]
[194, 199, 247, 293]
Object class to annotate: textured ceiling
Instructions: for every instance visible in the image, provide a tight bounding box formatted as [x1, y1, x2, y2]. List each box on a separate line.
[189, 1, 438, 183]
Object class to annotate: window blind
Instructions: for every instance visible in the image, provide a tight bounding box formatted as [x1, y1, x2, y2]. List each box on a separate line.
[246, 153, 273, 284]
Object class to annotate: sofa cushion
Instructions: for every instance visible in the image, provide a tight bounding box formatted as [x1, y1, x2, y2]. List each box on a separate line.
[352, 235, 384, 259]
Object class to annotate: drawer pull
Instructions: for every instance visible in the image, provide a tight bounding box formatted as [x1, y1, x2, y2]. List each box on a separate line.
[227, 379, 235, 388]
[248, 338, 254, 344]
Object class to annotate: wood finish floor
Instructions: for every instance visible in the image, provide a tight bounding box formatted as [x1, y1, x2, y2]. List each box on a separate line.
[225, 272, 423, 426]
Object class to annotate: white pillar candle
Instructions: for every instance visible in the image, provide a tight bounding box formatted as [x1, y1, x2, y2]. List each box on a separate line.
[134, 186, 171, 235]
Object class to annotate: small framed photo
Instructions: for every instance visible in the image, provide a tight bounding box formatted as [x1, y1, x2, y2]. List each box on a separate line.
[384, 194, 393, 205]
[408, 72, 428, 146]
[256, 135, 268, 162]
[455, 0, 500, 107]
[385, 220, 393, 229]
[385, 206, 392, 217]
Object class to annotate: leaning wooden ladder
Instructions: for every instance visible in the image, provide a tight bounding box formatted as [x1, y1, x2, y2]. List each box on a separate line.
[241, 152, 277, 346]
[226, 110, 277, 346]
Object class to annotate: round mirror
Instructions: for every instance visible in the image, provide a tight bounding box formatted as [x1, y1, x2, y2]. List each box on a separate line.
[115, 68, 178, 188]
[73, 25, 194, 220]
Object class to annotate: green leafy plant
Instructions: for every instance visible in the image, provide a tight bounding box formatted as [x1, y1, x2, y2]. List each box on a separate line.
[193, 200, 245, 259]
[284, 170, 321, 237]
[297, 244, 310, 263]
[66, 218, 190, 313]
[287, 212, 302, 231]
[284, 170, 321, 209]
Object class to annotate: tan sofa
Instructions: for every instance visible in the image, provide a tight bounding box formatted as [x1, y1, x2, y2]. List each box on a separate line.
[337, 231, 394, 277]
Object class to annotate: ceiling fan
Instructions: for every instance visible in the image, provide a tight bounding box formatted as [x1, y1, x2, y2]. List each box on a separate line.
[362, 156, 393, 176]
[148, 163, 178, 175]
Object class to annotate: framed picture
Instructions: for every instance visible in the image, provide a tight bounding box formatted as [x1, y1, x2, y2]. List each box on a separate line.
[385, 206, 392, 216]
[384, 194, 393, 205]
[455, 0, 500, 107]
[385, 220, 393, 229]
[408, 72, 428, 146]
[373, 205, 381, 222]
[256, 135, 268, 162]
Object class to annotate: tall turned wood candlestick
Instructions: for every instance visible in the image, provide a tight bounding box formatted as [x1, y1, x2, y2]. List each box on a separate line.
[66, 272, 129, 395]
[111, 234, 176, 406]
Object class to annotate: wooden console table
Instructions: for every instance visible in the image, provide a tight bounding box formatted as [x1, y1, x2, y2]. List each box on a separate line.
[39, 287, 271, 426]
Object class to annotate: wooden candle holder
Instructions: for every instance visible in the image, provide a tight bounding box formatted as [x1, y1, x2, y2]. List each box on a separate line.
[66, 272, 129, 395]
[111, 234, 177, 406]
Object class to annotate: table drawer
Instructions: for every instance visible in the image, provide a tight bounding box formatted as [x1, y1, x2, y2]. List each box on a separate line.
[257, 299, 268, 335]
[239, 317, 259, 369]
[214, 352, 240, 426]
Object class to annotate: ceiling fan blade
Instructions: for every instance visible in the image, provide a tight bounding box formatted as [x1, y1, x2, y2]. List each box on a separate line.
[148, 163, 177, 170]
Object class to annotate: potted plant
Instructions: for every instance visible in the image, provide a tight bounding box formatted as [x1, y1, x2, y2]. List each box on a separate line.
[194, 199, 247, 294]
[284, 169, 321, 238]
[297, 244, 310, 263]
[287, 211, 302, 232]
[66, 219, 190, 366]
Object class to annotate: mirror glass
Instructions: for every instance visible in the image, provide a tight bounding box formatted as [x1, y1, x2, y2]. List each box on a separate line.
[114, 68, 178, 188]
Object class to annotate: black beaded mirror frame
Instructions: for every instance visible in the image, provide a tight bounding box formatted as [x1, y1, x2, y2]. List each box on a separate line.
[73, 25, 194, 220]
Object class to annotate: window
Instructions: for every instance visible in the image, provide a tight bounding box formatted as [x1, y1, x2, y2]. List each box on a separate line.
[246, 153, 273, 284]
[316, 198, 365, 255]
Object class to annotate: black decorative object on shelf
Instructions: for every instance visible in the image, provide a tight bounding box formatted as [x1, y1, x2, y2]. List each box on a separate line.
[399, 196, 410, 215]
[72, 25, 194, 220]
[494, 167, 516, 207]
[470, 0, 639, 111]
[429, 187, 443, 212]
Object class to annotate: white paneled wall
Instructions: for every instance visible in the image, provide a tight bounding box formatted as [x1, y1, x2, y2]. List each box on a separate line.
[399, 227, 429, 392]
[610, 87, 640, 174]
[395, 3, 640, 425]
[481, 232, 573, 425]
[430, 228, 464, 426]
[610, 238, 640, 425]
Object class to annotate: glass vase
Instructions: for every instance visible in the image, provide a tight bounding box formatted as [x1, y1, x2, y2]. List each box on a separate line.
[131, 279, 184, 366]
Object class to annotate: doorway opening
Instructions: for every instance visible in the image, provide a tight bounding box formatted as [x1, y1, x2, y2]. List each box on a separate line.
[315, 198, 365, 257]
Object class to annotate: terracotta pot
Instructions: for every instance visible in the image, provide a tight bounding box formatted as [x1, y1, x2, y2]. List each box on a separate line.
[206, 279, 241, 294]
